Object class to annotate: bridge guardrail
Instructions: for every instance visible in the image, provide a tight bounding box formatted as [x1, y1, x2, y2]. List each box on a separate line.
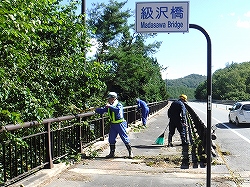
[0, 101, 168, 186]
[184, 103, 217, 165]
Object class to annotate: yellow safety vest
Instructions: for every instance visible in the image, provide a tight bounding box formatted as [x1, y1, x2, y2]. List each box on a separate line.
[108, 108, 125, 124]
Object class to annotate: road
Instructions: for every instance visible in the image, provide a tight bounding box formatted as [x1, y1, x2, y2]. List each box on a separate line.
[188, 102, 250, 186]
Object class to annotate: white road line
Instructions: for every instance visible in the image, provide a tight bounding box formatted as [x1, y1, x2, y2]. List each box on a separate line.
[219, 123, 250, 144]
[190, 104, 250, 144]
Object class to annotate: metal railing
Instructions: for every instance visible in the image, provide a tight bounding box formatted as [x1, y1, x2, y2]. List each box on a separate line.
[184, 103, 217, 164]
[0, 100, 168, 186]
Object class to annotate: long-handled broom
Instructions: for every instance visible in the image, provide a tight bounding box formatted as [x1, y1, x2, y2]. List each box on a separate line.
[155, 124, 169, 145]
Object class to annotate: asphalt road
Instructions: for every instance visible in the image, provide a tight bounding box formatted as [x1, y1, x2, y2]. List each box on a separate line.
[188, 102, 250, 186]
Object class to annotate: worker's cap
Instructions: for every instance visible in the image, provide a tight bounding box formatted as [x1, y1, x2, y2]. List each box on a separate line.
[179, 94, 188, 102]
[107, 92, 117, 99]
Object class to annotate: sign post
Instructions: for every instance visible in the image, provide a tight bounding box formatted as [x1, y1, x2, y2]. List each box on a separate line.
[189, 24, 212, 187]
[136, 2, 212, 187]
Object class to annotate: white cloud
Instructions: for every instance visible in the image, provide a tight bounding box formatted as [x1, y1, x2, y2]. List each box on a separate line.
[235, 11, 250, 29]
[237, 19, 250, 28]
[229, 12, 235, 16]
[244, 11, 250, 17]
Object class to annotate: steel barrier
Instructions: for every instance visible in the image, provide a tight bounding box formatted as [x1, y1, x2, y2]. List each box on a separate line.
[184, 103, 217, 166]
[0, 101, 168, 186]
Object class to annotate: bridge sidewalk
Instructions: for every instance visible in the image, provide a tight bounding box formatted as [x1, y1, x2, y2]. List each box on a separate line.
[15, 106, 236, 187]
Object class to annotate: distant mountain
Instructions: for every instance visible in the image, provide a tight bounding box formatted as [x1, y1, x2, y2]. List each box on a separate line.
[166, 74, 206, 99]
[167, 74, 207, 88]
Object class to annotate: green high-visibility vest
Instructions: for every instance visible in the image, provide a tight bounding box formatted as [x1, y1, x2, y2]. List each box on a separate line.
[108, 108, 125, 124]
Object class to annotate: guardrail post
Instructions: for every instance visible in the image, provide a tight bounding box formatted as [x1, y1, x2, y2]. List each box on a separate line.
[44, 122, 53, 169]
[78, 117, 84, 153]
[100, 114, 105, 141]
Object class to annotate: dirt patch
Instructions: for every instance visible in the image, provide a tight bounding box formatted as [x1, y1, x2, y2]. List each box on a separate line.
[59, 169, 92, 181]
[134, 155, 183, 168]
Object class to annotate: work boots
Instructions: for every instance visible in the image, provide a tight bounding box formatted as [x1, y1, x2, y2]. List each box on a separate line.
[181, 135, 189, 146]
[106, 144, 115, 158]
[125, 144, 133, 159]
[167, 134, 173, 147]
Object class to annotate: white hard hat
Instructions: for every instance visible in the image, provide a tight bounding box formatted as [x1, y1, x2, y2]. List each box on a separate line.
[107, 92, 117, 99]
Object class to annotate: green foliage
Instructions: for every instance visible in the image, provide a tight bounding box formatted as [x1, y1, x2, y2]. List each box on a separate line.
[166, 74, 206, 99]
[0, 0, 168, 125]
[194, 81, 207, 99]
[0, 0, 107, 125]
[56, 148, 82, 164]
[195, 62, 250, 100]
[85, 145, 100, 158]
[167, 74, 207, 88]
[0, 131, 28, 147]
[87, 0, 168, 105]
[167, 86, 196, 100]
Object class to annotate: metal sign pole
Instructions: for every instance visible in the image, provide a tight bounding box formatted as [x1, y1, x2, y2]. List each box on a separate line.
[189, 24, 212, 187]
[82, 0, 86, 69]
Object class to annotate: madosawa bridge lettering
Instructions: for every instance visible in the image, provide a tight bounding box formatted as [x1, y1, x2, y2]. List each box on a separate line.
[141, 21, 184, 29]
[141, 22, 166, 28]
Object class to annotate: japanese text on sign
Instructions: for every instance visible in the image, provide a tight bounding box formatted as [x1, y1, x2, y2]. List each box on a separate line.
[136, 1, 189, 33]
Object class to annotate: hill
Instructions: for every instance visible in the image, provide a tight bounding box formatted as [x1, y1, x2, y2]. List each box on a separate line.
[166, 74, 206, 99]
[195, 61, 250, 100]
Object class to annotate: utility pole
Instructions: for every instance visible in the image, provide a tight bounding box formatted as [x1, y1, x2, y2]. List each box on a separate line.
[81, 0, 85, 15]
[79, 0, 86, 153]
[81, 0, 86, 69]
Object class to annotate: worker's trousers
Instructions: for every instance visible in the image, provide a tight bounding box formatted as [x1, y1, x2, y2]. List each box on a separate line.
[141, 107, 149, 125]
[108, 121, 130, 144]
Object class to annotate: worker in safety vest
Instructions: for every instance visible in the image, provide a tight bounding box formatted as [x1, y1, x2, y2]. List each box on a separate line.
[95, 92, 133, 158]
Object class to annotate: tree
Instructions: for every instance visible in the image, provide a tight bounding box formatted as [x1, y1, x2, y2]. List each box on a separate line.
[194, 81, 207, 100]
[0, 0, 107, 124]
[87, 0, 167, 105]
[195, 62, 250, 101]
[87, 0, 132, 63]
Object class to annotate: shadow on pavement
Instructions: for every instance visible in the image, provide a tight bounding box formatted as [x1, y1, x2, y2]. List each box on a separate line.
[216, 122, 250, 129]
[132, 145, 164, 149]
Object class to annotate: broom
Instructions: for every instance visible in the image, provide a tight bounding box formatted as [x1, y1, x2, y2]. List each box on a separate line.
[155, 124, 169, 145]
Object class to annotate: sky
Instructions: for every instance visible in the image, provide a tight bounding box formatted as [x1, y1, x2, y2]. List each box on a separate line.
[62, 0, 250, 79]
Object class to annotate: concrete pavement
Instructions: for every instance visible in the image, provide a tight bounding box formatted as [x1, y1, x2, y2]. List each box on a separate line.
[15, 105, 238, 187]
